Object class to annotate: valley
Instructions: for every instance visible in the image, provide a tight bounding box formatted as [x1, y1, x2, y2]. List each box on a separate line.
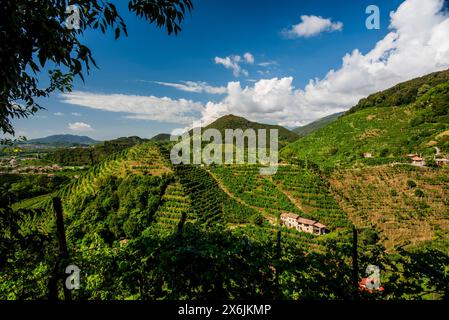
[2, 70, 449, 300]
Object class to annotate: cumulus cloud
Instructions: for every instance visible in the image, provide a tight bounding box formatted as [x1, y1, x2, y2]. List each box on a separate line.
[60, 91, 203, 124]
[71, 112, 82, 116]
[296, 0, 449, 110]
[59, 1, 449, 130]
[243, 52, 255, 64]
[202, 0, 449, 127]
[68, 122, 93, 132]
[283, 15, 343, 38]
[53, 112, 64, 116]
[214, 52, 255, 77]
[200, 77, 332, 128]
[154, 81, 227, 94]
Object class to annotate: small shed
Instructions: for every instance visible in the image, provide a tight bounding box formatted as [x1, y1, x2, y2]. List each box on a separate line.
[411, 156, 425, 166]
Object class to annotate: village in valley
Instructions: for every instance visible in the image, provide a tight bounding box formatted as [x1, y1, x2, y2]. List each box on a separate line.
[0, 155, 86, 177]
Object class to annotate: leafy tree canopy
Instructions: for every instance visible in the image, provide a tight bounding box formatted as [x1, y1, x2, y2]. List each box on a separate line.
[0, 0, 193, 136]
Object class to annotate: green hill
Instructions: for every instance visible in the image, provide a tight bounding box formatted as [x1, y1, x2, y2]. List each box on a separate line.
[150, 133, 171, 142]
[3, 140, 449, 300]
[293, 112, 344, 137]
[281, 69, 449, 168]
[200, 114, 299, 147]
[348, 69, 449, 114]
[45, 136, 148, 166]
[4, 73, 449, 301]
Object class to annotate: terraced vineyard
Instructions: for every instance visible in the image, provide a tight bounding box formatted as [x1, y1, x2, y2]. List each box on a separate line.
[173, 164, 257, 226]
[271, 166, 351, 230]
[329, 165, 449, 251]
[55, 144, 172, 213]
[210, 165, 301, 219]
[152, 181, 196, 233]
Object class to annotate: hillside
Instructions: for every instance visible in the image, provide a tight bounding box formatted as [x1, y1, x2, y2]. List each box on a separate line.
[45, 136, 148, 166]
[281, 69, 449, 168]
[26, 134, 99, 146]
[280, 69, 449, 254]
[330, 165, 449, 251]
[4, 73, 449, 301]
[150, 133, 171, 142]
[4, 141, 449, 299]
[348, 69, 449, 114]
[200, 114, 299, 147]
[293, 112, 344, 137]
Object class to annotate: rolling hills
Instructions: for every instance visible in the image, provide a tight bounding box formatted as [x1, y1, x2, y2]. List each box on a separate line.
[280, 69, 449, 252]
[150, 133, 171, 142]
[199, 114, 299, 147]
[281, 69, 449, 169]
[25, 134, 99, 146]
[3, 70, 449, 300]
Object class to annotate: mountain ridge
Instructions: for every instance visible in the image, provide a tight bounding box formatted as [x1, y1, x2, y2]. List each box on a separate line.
[25, 134, 99, 145]
[293, 112, 344, 137]
[281, 69, 449, 168]
[199, 114, 299, 146]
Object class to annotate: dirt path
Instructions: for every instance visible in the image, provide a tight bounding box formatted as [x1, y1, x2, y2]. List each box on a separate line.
[206, 169, 278, 226]
[264, 176, 307, 213]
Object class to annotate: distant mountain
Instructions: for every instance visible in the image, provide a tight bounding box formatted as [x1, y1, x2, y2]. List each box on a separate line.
[45, 136, 149, 166]
[293, 112, 345, 137]
[198, 114, 299, 146]
[150, 133, 171, 142]
[103, 136, 149, 146]
[26, 134, 99, 145]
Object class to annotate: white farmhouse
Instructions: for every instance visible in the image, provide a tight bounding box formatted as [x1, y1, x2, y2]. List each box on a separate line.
[280, 213, 328, 235]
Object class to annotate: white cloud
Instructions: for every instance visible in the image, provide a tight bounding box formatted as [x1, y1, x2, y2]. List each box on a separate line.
[68, 122, 93, 132]
[59, 1, 449, 130]
[60, 91, 203, 124]
[258, 61, 278, 67]
[71, 112, 82, 116]
[257, 70, 271, 76]
[214, 56, 247, 77]
[154, 81, 227, 94]
[243, 52, 255, 64]
[54, 112, 64, 116]
[202, 0, 449, 127]
[200, 77, 331, 128]
[214, 53, 254, 77]
[283, 15, 343, 38]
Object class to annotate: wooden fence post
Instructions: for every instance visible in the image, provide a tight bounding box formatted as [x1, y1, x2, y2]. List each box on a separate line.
[177, 211, 187, 236]
[352, 226, 359, 300]
[50, 197, 72, 301]
[274, 230, 281, 298]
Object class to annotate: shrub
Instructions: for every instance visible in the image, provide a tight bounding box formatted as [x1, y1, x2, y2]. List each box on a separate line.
[380, 148, 389, 157]
[252, 213, 265, 226]
[415, 189, 425, 198]
[407, 179, 417, 189]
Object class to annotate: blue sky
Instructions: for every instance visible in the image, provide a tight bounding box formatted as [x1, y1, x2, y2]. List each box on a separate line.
[13, 0, 449, 140]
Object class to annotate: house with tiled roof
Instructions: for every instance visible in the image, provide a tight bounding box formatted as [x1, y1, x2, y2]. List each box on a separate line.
[280, 213, 328, 235]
